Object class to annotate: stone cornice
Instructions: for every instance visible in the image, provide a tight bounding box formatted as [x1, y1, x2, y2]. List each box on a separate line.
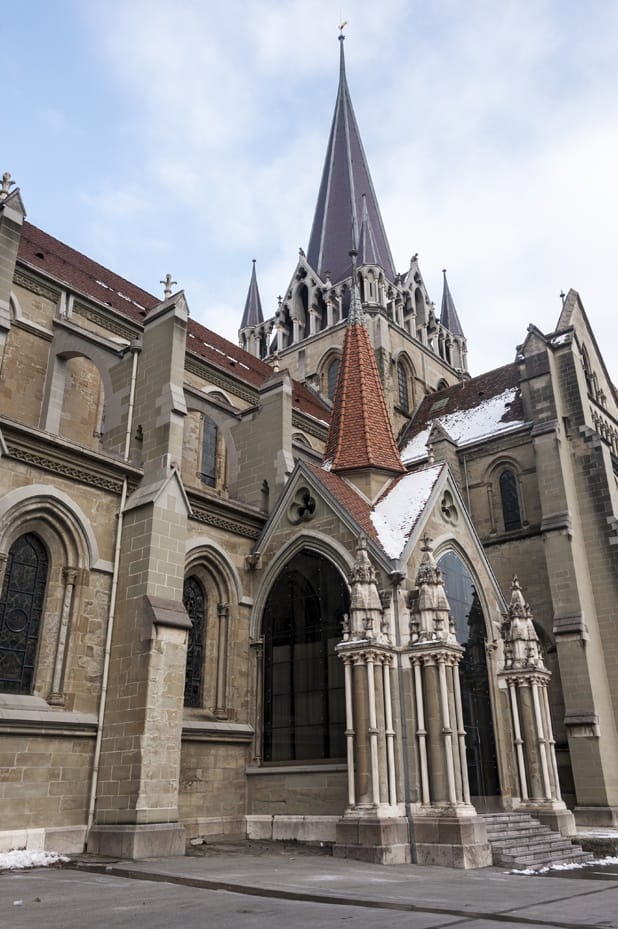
[14, 266, 60, 303]
[73, 300, 138, 341]
[185, 355, 259, 405]
[0, 417, 141, 494]
[292, 410, 328, 441]
[187, 488, 265, 541]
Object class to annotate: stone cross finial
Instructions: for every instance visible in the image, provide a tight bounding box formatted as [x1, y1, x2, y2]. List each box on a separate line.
[160, 274, 177, 299]
[0, 172, 15, 201]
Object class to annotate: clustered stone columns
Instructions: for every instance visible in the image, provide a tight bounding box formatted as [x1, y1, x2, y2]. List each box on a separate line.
[406, 538, 492, 868]
[334, 535, 410, 864]
[499, 578, 576, 836]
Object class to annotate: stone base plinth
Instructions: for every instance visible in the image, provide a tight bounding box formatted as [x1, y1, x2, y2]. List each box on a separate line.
[87, 822, 186, 859]
[520, 805, 577, 837]
[574, 806, 618, 828]
[412, 809, 492, 869]
[334, 816, 410, 864]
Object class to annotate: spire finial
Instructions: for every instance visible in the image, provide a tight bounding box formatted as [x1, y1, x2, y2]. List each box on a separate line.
[0, 172, 15, 202]
[338, 20, 347, 75]
[160, 273, 177, 299]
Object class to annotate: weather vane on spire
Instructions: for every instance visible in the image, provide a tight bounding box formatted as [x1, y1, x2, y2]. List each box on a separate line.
[338, 19, 347, 38]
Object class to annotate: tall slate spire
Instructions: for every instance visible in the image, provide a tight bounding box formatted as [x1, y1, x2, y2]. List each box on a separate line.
[306, 35, 396, 286]
[440, 269, 464, 337]
[240, 259, 264, 329]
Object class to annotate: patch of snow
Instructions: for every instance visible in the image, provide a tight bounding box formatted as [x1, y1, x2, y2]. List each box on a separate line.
[0, 849, 68, 871]
[371, 465, 442, 559]
[511, 854, 618, 875]
[402, 388, 525, 463]
[551, 332, 572, 346]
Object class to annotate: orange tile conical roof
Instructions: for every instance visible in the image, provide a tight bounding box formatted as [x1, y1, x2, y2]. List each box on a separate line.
[324, 310, 405, 476]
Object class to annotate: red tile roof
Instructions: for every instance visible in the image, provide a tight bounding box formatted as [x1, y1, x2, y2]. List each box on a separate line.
[306, 462, 381, 546]
[324, 322, 405, 474]
[19, 222, 158, 321]
[17, 222, 331, 426]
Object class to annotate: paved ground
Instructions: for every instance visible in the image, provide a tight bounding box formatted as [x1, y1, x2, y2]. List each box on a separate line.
[1, 841, 618, 929]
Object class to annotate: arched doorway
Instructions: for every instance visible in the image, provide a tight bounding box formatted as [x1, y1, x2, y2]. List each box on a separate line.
[438, 551, 500, 805]
[262, 550, 349, 763]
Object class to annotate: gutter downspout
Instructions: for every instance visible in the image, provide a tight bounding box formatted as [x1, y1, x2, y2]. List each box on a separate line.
[87, 339, 140, 834]
[390, 567, 416, 862]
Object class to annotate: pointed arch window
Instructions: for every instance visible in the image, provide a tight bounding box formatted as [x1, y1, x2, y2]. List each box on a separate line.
[327, 358, 340, 401]
[183, 575, 206, 707]
[499, 469, 522, 532]
[200, 415, 218, 487]
[0, 533, 49, 694]
[437, 551, 499, 798]
[262, 551, 348, 762]
[397, 360, 409, 411]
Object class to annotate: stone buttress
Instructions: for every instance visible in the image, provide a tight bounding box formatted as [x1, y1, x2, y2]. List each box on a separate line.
[88, 293, 191, 858]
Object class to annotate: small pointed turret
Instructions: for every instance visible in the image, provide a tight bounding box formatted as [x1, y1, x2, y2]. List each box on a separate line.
[323, 251, 405, 487]
[440, 269, 464, 337]
[240, 259, 264, 329]
[306, 35, 396, 285]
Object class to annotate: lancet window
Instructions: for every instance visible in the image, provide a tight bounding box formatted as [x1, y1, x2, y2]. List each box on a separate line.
[183, 575, 206, 707]
[200, 415, 218, 487]
[499, 469, 522, 532]
[0, 533, 49, 694]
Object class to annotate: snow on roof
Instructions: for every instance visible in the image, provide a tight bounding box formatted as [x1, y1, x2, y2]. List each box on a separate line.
[402, 387, 525, 464]
[370, 464, 443, 559]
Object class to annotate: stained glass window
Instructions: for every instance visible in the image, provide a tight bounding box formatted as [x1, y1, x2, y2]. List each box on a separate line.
[397, 361, 409, 411]
[0, 534, 48, 693]
[499, 469, 522, 532]
[263, 551, 348, 763]
[327, 359, 340, 401]
[438, 551, 499, 798]
[183, 576, 206, 707]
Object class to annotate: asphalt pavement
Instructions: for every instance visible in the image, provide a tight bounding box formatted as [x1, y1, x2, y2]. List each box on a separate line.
[1, 840, 618, 929]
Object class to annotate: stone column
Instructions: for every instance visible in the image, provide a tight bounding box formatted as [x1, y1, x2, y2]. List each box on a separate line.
[214, 603, 230, 718]
[48, 566, 78, 705]
[406, 538, 491, 868]
[499, 578, 576, 836]
[334, 536, 410, 864]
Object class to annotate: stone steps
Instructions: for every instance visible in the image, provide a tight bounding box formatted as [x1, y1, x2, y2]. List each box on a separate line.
[481, 812, 590, 870]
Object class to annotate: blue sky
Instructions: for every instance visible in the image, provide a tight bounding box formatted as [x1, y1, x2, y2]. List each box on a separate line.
[4, 0, 618, 379]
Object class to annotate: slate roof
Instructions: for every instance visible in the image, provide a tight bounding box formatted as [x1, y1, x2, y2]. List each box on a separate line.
[17, 222, 330, 425]
[440, 269, 464, 337]
[240, 259, 264, 329]
[306, 37, 396, 285]
[400, 363, 526, 460]
[324, 318, 405, 474]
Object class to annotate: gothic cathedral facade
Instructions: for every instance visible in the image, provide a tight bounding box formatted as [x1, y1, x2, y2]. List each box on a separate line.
[0, 38, 616, 866]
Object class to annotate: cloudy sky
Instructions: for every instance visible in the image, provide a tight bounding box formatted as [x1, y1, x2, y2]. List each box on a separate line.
[4, 1, 618, 378]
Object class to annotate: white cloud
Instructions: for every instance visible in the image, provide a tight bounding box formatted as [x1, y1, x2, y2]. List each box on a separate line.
[58, 0, 618, 377]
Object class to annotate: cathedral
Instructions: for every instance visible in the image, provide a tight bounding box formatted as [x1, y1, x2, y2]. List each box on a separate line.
[0, 36, 616, 868]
